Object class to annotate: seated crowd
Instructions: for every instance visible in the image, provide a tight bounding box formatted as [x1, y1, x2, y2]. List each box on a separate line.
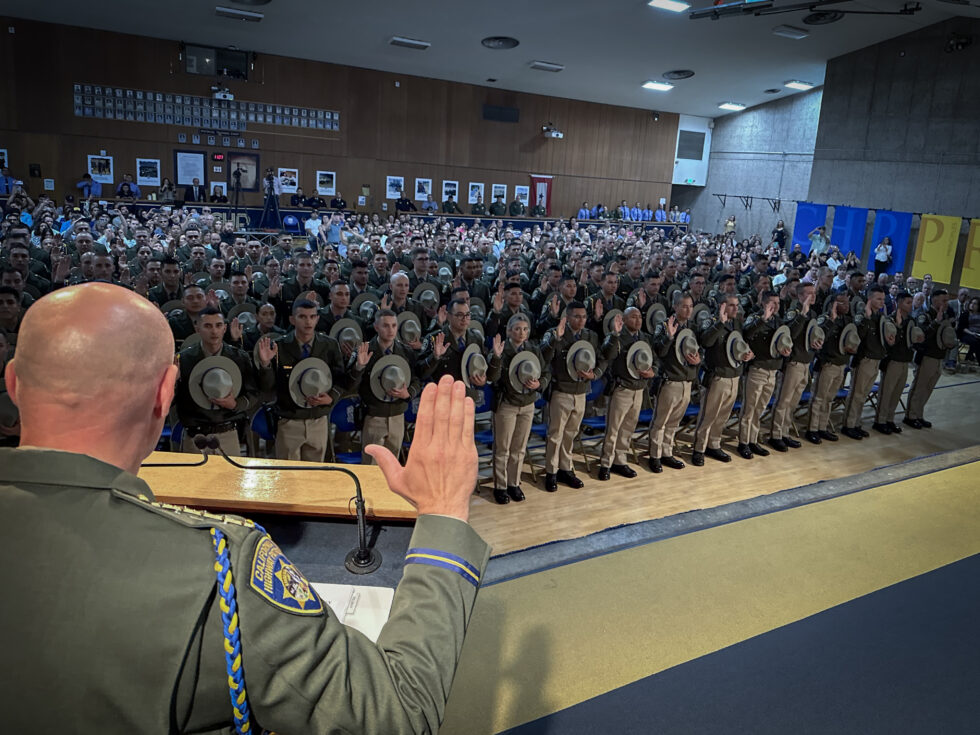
[0, 184, 972, 506]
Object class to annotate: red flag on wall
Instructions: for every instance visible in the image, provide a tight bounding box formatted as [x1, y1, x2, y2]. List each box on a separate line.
[529, 174, 553, 216]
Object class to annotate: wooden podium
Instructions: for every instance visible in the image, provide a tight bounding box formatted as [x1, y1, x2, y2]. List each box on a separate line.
[138, 451, 417, 521]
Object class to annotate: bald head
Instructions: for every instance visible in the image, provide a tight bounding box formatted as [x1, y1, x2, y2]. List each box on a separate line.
[9, 283, 178, 473]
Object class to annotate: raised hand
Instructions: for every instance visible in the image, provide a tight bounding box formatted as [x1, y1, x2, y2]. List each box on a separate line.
[718, 301, 729, 324]
[550, 293, 561, 317]
[268, 275, 282, 298]
[228, 317, 243, 341]
[830, 299, 839, 320]
[256, 335, 278, 367]
[865, 300, 874, 318]
[432, 332, 448, 358]
[665, 315, 678, 338]
[492, 333, 504, 357]
[594, 299, 604, 320]
[355, 341, 371, 368]
[636, 289, 647, 308]
[380, 293, 391, 310]
[493, 281, 504, 313]
[612, 313, 624, 334]
[556, 314, 567, 339]
[365, 376, 477, 521]
[206, 289, 220, 309]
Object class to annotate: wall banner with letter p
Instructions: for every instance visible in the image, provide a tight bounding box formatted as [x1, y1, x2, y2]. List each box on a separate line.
[959, 219, 980, 291]
[911, 214, 961, 284]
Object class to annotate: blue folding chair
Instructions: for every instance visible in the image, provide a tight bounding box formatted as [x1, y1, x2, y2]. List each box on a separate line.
[330, 398, 362, 464]
[282, 214, 302, 234]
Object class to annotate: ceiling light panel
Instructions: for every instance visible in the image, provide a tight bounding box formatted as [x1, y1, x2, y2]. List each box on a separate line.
[642, 81, 675, 91]
[648, 0, 691, 11]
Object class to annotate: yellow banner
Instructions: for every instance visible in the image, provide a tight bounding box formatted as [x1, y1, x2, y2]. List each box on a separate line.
[959, 219, 980, 291]
[911, 214, 960, 283]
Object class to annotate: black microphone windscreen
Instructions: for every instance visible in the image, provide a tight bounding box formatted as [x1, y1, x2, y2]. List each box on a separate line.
[193, 434, 208, 450]
[206, 435, 221, 450]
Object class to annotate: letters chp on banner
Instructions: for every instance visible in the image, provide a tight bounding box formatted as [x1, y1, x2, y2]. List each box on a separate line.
[867, 210, 913, 275]
[830, 206, 869, 258]
[959, 219, 980, 291]
[791, 203, 829, 254]
[912, 214, 961, 284]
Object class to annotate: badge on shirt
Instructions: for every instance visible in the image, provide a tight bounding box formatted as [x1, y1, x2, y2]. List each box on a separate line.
[249, 536, 323, 615]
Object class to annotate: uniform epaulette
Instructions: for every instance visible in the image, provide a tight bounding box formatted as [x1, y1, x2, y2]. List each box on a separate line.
[111, 489, 261, 532]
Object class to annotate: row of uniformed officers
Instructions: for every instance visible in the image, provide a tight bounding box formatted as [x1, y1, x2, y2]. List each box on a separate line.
[172, 270, 958, 505]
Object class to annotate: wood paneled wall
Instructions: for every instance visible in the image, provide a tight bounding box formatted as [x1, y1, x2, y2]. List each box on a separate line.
[1, 17, 678, 216]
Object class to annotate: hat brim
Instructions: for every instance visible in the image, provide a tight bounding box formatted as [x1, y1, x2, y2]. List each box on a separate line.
[369, 354, 411, 402]
[227, 302, 257, 320]
[626, 341, 654, 379]
[396, 311, 422, 343]
[839, 322, 860, 354]
[565, 339, 596, 381]
[288, 357, 333, 407]
[603, 308, 624, 336]
[770, 325, 793, 358]
[329, 318, 363, 342]
[461, 343, 486, 389]
[160, 299, 185, 314]
[508, 351, 541, 393]
[187, 355, 242, 411]
[645, 303, 667, 333]
[413, 282, 441, 305]
[352, 292, 379, 311]
[725, 329, 747, 369]
[674, 328, 698, 365]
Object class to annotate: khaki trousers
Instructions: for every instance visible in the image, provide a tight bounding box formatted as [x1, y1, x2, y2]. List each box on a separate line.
[648, 380, 691, 459]
[770, 361, 811, 440]
[807, 363, 847, 432]
[601, 387, 644, 467]
[694, 376, 739, 452]
[276, 416, 328, 462]
[546, 391, 586, 474]
[907, 356, 941, 420]
[181, 429, 241, 457]
[493, 402, 535, 488]
[876, 360, 909, 424]
[361, 413, 405, 465]
[738, 366, 777, 445]
[843, 358, 880, 428]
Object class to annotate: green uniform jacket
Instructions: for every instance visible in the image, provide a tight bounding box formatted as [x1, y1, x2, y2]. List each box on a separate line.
[358, 337, 423, 417]
[853, 311, 889, 362]
[541, 327, 610, 394]
[508, 201, 526, 217]
[488, 202, 507, 217]
[262, 331, 364, 420]
[470, 203, 487, 216]
[815, 313, 853, 368]
[491, 340, 551, 409]
[417, 326, 503, 402]
[602, 329, 656, 391]
[698, 318, 744, 379]
[0, 447, 490, 734]
[652, 319, 699, 383]
[743, 314, 783, 371]
[175, 342, 268, 431]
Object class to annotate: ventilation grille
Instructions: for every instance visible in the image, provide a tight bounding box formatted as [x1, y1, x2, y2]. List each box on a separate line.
[530, 60, 564, 73]
[389, 36, 431, 51]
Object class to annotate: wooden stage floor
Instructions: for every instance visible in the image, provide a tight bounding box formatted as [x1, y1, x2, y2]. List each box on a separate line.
[468, 374, 980, 556]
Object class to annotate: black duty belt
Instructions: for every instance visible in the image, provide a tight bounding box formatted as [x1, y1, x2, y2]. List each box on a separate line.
[186, 420, 239, 435]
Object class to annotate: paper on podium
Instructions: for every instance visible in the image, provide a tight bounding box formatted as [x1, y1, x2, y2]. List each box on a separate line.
[311, 582, 395, 643]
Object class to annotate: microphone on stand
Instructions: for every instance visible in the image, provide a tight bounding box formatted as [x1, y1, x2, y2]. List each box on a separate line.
[140, 434, 212, 467]
[205, 435, 382, 575]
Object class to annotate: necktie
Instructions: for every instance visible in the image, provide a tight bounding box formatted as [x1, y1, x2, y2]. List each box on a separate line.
[458, 337, 465, 351]
[384, 348, 392, 355]
[301, 343, 311, 358]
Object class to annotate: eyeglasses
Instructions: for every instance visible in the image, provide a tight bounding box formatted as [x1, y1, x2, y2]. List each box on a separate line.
[452, 312, 471, 319]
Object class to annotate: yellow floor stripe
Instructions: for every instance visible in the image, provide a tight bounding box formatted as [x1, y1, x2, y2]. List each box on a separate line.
[441, 461, 980, 734]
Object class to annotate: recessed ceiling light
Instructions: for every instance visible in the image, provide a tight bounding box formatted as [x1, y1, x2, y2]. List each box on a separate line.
[482, 36, 519, 50]
[648, 0, 691, 12]
[642, 80, 675, 91]
[772, 24, 809, 39]
[803, 10, 844, 24]
[663, 69, 695, 80]
[785, 80, 815, 90]
[718, 102, 746, 111]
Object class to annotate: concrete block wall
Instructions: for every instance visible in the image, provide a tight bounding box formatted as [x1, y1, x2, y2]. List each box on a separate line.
[808, 16, 980, 216]
[671, 88, 822, 239]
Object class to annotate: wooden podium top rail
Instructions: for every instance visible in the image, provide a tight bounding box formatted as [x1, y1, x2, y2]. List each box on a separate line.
[138, 451, 417, 521]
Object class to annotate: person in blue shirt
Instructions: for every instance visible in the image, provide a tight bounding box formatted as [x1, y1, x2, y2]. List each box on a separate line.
[115, 175, 141, 199]
[76, 174, 102, 198]
[421, 194, 438, 213]
[642, 204, 654, 222]
[680, 209, 691, 224]
[630, 202, 642, 221]
[0, 168, 15, 196]
[576, 202, 591, 220]
[654, 205, 667, 222]
[592, 204, 607, 219]
[617, 200, 630, 220]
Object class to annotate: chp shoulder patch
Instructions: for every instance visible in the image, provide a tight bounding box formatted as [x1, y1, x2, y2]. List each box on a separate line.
[249, 535, 323, 615]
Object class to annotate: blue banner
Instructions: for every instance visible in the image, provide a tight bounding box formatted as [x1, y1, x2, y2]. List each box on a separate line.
[792, 203, 829, 254]
[868, 210, 914, 275]
[831, 206, 869, 258]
